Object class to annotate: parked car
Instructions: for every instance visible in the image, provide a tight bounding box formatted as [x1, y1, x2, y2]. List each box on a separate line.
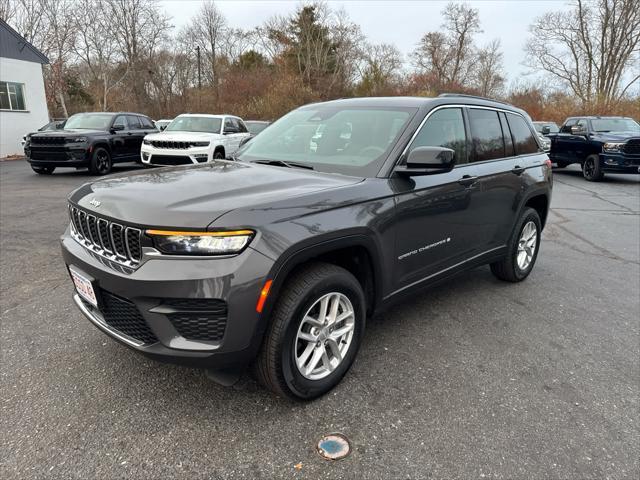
[21, 119, 66, 147]
[244, 120, 271, 136]
[25, 112, 157, 175]
[141, 114, 251, 166]
[154, 119, 172, 131]
[62, 95, 552, 399]
[532, 121, 559, 152]
[548, 116, 640, 181]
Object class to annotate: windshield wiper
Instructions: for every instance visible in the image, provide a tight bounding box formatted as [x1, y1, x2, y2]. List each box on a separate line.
[252, 159, 314, 170]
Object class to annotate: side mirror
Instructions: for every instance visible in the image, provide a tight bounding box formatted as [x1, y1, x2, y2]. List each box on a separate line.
[159, 125, 166, 131]
[541, 126, 551, 135]
[571, 125, 586, 135]
[239, 136, 252, 148]
[111, 124, 125, 132]
[395, 146, 456, 176]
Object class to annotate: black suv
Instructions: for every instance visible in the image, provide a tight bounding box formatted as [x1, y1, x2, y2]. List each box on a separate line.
[26, 112, 157, 175]
[61, 95, 552, 399]
[548, 116, 640, 181]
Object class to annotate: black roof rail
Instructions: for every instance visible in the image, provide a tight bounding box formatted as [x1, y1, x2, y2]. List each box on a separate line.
[438, 93, 512, 106]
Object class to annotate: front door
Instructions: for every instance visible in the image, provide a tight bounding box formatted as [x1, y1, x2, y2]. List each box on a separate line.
[392, 107, 484, 290]
[109, 115, 129, 159]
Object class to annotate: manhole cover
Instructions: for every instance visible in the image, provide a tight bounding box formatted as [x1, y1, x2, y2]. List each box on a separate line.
[316, 433, 351, 460]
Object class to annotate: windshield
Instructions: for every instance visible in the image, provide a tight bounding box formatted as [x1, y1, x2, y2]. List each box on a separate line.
[533, 122, 559, 133]
[591, 118, 640, 133]
[236, 106, 416, 177]
[64, 113, 113, 130]
[246, 122, 269, 135]
[165, 116, 222, 133]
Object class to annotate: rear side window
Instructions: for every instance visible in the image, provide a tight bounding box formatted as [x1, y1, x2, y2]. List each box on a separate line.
[506, 113, 539, 155]
[140, 116, 155, 129]
[468, 109, 505, 162]
[410, 108, 468, 164]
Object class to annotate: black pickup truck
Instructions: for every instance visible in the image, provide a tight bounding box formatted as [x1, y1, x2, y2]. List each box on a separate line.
[548, 116, 640, 181]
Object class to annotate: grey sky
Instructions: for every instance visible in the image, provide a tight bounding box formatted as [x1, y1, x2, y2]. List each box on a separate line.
[160, 0, 572, 82]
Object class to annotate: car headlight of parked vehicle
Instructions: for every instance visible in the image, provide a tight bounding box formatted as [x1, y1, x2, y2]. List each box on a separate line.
[191, 141, 210, 147]
[71, 137, 87, 143]
[143, 139, 151, 145]
[603, 142, 625, 153]
[146, 229, 254, 255]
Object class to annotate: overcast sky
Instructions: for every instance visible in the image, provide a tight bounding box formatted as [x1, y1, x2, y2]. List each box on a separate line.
[159, 0, 572, 83]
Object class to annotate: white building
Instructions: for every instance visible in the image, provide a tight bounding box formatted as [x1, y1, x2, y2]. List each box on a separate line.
[0, 19, 50, 157]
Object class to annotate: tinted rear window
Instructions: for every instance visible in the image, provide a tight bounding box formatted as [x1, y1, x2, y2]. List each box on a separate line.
[469, 109, 505, 162]
[506, 113, 539, 155]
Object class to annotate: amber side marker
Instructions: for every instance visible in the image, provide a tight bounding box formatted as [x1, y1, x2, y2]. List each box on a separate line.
[256, 280, 273, 313]
[146, 229, 254, 237]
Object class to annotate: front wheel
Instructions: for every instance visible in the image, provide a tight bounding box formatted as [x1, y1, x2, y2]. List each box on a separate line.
[31, 165, 55, 175]
[582, 154, 604, 181]
[89, 147, 112, 175]
[491, 207, 541, 282]
[254, 263, 366, 400]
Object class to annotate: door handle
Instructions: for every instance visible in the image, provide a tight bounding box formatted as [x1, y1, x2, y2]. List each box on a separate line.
[511, 166, 525, 175]
[458, 175, 478, 187]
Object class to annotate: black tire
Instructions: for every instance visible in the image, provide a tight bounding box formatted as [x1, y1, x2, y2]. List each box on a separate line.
[254, 262, 366, 400]
[582, 154, 604, 181]
[490, 207, 542, 283]
[213, 149, 224, 160]
[89, 147, 112, 175]
[31, 165, 55, 175]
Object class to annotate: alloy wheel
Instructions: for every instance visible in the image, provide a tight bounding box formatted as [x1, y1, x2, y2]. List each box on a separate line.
[583, 158, 595, 179]
[294, 292, 355, 381]
[516, 221, 537, 270]
[97, 151, 110, 173]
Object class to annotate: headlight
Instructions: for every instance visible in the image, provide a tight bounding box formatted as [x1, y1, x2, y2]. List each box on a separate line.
[603, 142, 625, 153]
[143, 139, 151, 145]
[71, 136, 87, 143]
[191, 141, 210, 147]
[145, 229, 254, 255]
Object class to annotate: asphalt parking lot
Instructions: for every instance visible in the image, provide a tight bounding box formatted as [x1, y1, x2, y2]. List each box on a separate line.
[1, 160, 638, 479]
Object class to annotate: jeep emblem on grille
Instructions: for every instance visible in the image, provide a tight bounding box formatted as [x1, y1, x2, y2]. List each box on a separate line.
[89, 198, 101, 208]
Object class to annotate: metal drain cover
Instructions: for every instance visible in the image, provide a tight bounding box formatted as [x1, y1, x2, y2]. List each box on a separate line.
[316, 433, 351, 460]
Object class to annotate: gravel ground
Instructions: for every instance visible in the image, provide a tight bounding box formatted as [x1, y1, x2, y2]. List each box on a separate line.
[1, 160, 638, 479]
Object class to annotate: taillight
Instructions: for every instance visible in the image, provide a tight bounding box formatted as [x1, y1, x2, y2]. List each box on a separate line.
[544, 158, 552, 168]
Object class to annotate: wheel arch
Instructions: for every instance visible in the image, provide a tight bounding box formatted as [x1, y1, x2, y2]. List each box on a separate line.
[520, 190, 550, 229]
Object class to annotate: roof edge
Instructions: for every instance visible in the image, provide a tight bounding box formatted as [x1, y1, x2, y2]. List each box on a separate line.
[0, 19, 49, 64]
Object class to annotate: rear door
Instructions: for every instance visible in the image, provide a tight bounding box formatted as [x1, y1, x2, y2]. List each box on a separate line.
[126, 115, 146, 158]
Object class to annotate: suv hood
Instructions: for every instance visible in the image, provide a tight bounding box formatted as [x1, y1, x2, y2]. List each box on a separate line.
[69, 161, 363, 228]
[144, 131, 221, 141]
[31, 129, 107, 137]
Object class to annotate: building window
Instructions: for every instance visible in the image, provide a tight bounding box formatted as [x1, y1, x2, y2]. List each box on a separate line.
[0, 82, 27, 111]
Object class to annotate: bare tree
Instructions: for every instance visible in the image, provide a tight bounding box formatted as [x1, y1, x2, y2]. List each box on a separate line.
[356, 43, 403, 95]
[526, 0, 640, 107]
[0, 0, 17, 22]
[474, 39, 505, 97]
[412, 2, 481, 86]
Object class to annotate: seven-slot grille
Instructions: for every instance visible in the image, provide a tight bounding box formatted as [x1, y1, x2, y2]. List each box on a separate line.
[69, 205, 142, 266]
[150, 140, 208, 149]
[30, 136, 67, 145]
[623, 139, 640, 155]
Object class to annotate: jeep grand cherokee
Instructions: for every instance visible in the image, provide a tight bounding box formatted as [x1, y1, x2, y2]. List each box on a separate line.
[62, 95, 552, 399]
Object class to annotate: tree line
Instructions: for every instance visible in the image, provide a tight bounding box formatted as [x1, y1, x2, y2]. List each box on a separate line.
[1, 0, 638, 124]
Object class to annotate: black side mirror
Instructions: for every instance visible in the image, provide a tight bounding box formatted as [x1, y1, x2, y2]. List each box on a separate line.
[541, 126, 551, 135]
[159, 125, 166, 131]
[239, 136, 252, 148]
[395, 146, 456, 176]
[111, 124, 125, 132]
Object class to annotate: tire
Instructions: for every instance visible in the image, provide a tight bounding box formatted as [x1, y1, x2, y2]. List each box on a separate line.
[254, 262, 366, 400]
[31, 165, 55, 175]
[89, 147, 112, 175]
[213, 149, 224, 160]
[582, 154, 604, 181]
[491, 207, 542, 283]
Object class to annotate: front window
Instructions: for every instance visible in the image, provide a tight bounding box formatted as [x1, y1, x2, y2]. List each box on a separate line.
[408, 108, 468, 164]
[165, 116, 222, 134]
[0, 81, 26, 110]
[591, 118, 640, 133]
[236, 106, 416, 177]
[64, 113, 114, 130]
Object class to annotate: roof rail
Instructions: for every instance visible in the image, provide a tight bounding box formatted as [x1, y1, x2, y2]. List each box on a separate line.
[438, 93, 512, 106]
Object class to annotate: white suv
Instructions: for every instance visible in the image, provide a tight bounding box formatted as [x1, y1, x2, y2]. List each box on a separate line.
[141, 114, 251, 166]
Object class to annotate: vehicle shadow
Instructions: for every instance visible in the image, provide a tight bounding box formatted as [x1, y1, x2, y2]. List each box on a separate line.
[553, 166, 640, 184]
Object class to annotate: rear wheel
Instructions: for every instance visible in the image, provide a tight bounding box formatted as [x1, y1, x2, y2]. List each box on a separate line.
[254, 263, 365, 400]
[491, 207, 541, 282]
[89, 147, 112, 175]
[582, 154, 604, 181]
[31, 165, 55, 175]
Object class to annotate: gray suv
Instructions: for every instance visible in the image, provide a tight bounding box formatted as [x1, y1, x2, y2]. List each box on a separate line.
[62, 95, 552, 399]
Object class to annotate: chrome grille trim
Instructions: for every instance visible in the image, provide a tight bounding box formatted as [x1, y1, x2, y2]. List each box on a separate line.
[69, 205, 141, 268]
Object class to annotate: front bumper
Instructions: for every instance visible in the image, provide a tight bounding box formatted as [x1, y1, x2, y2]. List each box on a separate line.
[61, 229, 275, 369]
[140, 145, 212, 166]
[26, 145, 90, 166]
[600, 152, 640, 173]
